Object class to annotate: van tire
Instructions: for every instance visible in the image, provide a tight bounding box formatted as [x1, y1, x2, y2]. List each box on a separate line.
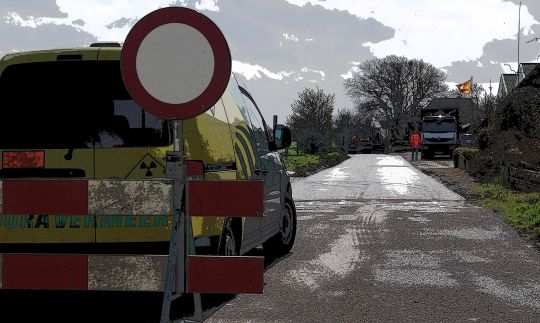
[218, 218, 241, 256]
[263, 198, 296, 256]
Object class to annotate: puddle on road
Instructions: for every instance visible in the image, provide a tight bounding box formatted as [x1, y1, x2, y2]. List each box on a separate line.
[288, 229, 366, 290]
[376, 156, 406, 166]
[323, 167, 350, 182]
[473, 275, 540, 311]
[377, 166, 419, 195]
[318, 229, 365, 277]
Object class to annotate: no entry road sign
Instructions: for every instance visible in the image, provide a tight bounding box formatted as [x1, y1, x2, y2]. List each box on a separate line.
[121, 7, 231, 120]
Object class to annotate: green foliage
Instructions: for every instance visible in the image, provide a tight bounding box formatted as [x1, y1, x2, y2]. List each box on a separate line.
[455, 147, 479, 160]
[471, 183, 540, 239]
[284, 147, 349, 177]
[286, 87, 335, 154]
[285, 154, 320, 172]
[476, 67, 540, 168]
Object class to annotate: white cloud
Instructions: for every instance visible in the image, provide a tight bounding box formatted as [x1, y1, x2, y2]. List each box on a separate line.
[194, 0, 219, 12]
[3, 11, 69, 29]
[22, 1, 218, 43]
[285, 0, 538, 67]
[301, 67, 325, 79]
[340, 70, 353, 79]
[283, 33, 299, 42]
[340, 63, 360, 79]
[232, 60, 292, 80]
[233, 60, 326, 83]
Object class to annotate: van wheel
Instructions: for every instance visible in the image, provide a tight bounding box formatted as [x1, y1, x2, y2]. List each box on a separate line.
[263, 198, 296, 256]
[219, 218, 240, 256]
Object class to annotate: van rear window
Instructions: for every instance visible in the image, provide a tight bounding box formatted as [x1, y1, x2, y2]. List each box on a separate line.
[0, 61, 171, 149]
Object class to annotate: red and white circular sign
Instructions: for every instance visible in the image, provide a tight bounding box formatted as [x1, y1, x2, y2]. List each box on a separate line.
[121, 7, 231, 120]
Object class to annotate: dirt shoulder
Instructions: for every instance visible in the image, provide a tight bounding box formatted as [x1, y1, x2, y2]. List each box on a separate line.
[401, 152, 540, 249]
[405, 155, 479, 200]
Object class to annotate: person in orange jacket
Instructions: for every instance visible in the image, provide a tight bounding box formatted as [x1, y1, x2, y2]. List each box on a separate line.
[410, 131, 421, 160]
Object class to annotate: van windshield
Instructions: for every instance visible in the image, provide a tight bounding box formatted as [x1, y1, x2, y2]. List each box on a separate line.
[0, 61, 171, 149]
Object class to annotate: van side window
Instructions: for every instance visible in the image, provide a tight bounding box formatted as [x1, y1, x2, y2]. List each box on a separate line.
[240, 91, 269, 151]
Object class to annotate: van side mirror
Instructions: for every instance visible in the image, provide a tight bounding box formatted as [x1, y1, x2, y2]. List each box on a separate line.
[271, 125, 292, 151]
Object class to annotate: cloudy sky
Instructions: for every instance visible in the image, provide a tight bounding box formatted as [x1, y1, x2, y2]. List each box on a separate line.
[1, 0, 539, 122]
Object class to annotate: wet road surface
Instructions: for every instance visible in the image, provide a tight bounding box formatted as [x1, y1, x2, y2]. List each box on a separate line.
[4, 155, 538, 322]
[292, 154, 462, 201]
[209, 154, 540, 322]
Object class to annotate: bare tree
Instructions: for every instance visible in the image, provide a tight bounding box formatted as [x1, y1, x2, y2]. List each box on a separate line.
[286, 87, 335, 154]
[344, 55, 448, 141]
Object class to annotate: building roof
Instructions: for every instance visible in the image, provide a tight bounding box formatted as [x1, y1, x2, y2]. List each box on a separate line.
[423, 98, 475, 111]
[422, 98, 475, 124]
[518, 63, 540, 88]
[503, 73, 518, 91]
[520, 63, 540, 79]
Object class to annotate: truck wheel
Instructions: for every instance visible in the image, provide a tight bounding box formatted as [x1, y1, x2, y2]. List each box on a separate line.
[218, 218, 241, 256]
[263, 198, 297, 256]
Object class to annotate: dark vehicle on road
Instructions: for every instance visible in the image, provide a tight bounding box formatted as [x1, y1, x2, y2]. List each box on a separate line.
[345, 128, 384, 154]
[420, 98, 474, 159]
[421, 115, 459, 158]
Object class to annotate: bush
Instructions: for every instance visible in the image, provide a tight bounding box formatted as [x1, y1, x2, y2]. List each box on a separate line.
[284, 146, 349, 177]
[476, 67, 540, 170]
[455, 147, 479, 160]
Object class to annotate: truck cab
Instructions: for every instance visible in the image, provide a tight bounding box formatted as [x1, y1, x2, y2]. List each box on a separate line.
[421, 115, 459, 159]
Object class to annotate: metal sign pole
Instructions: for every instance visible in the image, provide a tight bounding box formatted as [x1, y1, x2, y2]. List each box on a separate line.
[161, 121, 186, 323]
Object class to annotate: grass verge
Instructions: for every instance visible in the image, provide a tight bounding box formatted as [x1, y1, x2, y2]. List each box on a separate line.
[471, 183, 540, 240]
[285, 144, 349, 177]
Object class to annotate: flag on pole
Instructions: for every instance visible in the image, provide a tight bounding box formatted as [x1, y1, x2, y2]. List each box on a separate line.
[456, 78, 472, 95]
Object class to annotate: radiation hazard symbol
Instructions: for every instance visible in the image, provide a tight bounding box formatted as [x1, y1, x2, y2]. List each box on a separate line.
[127, 154, 165, 179]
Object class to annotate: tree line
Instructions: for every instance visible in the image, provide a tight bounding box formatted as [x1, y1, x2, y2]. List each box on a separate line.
[286, 54, 496, 154]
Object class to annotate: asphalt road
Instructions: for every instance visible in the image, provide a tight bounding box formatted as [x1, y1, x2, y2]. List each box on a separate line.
[209, 154, 540, 322]
[3, 154, 538, 322]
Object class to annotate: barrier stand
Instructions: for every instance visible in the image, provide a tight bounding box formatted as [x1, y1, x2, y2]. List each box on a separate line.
[160, 124, 265, 322]
[161, 121, 187, 323]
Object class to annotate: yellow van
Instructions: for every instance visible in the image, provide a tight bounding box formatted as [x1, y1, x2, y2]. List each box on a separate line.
[0, 43, 296, 257]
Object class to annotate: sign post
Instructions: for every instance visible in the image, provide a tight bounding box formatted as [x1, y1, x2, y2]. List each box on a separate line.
[121, 6, 264, 323]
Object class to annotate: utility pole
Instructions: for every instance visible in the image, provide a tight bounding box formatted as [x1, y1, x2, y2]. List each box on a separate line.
[488, 79, 493, 119]
[517, 1, 522, 83]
